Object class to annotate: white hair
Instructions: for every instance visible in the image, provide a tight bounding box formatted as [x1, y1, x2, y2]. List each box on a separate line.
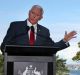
[31, 5, 44, 15]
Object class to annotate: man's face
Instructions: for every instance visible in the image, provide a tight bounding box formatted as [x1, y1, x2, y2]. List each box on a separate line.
[28, 7, 43, 25]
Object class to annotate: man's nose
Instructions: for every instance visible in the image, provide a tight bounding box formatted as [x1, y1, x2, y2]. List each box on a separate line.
[33, 16, 36, 18]
[33, 14, 36, 18]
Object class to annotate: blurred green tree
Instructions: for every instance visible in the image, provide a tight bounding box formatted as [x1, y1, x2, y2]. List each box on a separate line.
[56, 55, 69, 75]
[0, 54, 3, 75]
[72, 42, 80, 61]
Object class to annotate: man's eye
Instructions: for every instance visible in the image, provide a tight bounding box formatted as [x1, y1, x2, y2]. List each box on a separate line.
[31, 12, 34, 14]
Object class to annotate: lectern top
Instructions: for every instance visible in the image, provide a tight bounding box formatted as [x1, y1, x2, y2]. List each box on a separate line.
[5, 45, 59, 56]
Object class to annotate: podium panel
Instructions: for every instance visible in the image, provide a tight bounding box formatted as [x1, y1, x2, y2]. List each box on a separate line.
[4, 45, 58, 75]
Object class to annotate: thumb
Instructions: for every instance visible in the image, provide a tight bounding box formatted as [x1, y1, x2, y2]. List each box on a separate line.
[65, 31, 67, 36]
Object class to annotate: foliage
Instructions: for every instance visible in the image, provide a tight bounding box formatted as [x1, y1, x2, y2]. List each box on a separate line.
[72, 51, 80, 61]
[0, 54, 3, 75]
[56, 55, 69, 75]
[72, 42, 80, 61]
[78, 42, 80, 48]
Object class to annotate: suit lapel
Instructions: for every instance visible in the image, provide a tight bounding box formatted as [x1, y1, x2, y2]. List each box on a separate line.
[23, 20, 30, 45]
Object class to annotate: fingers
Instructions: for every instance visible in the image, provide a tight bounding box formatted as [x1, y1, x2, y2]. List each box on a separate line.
[65, 30, 77, 35]
[64, 30, 77, 42]
[70, 31, 77, 36]
[73, 36, 77, 38]
[71, 31, 77, 34]
[68, 31, 77, 35]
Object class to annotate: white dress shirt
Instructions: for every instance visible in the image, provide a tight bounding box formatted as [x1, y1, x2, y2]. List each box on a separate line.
[27, 20, 37, 40]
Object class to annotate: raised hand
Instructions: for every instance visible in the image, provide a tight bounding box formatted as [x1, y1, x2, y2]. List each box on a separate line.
[63, 31, 77, 42]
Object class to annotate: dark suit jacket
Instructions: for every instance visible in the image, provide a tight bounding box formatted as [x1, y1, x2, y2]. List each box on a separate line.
[1, 20, 69, 53]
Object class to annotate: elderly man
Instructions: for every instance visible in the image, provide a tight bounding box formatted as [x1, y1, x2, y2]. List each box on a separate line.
[1, 5, 77, 54]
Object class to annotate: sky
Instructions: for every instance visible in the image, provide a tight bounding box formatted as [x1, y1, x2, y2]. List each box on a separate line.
[0, 0, 80, 64]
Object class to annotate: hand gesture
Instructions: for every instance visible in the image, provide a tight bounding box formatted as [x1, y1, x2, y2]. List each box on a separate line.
[63, 31, 77, 42]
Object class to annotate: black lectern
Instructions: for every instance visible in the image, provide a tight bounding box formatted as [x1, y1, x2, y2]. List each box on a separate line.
[4, 45, 59, 75]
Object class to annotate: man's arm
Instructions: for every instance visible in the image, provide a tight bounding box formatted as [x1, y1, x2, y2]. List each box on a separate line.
[45, 30, 76, 50]
[1, 22, 15, 54]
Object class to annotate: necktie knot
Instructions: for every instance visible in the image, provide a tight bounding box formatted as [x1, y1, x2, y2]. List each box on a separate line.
[31, 26, 34, 33]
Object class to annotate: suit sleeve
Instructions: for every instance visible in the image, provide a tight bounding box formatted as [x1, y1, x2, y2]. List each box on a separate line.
[1, 22, 15, 53]
[45, 30, 70, 50]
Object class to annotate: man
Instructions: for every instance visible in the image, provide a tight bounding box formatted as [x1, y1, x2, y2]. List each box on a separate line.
[1, 5, 77, 54]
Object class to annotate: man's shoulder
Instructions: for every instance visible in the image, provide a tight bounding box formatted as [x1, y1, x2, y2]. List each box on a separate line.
[38, 24, 49, 31]
[9, 20, 26, 28]
[10, 20, 25, 25]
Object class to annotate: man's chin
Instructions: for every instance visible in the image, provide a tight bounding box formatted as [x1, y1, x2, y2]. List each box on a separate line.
[28, 19, 37, 24]
[31, 21, 37, 24]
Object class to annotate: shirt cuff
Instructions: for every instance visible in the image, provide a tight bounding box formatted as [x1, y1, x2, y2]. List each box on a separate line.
[62, 39, 69, 46]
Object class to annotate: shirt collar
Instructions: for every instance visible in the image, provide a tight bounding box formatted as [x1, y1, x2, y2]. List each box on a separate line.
[27, 19, 37, 29]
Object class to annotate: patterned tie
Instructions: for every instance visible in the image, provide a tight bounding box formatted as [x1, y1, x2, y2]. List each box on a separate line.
[29, 26, 35, 46]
